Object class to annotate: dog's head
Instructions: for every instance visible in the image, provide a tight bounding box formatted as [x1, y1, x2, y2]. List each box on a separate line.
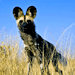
[13, 6, 37, 34]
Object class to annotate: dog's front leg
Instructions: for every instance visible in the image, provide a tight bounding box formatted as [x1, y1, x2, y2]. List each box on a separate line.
[28, 63, 30, 75]
[27, 62, 32, 75]
[40, 63, 44, 75]
[25, 47, 34, 75]
[27, 59, 33, 75]
[52, 55, 63, 75]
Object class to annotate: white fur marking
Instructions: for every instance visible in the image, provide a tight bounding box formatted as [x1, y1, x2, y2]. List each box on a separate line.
[24, 44, 28, 48]
[35, 42, 39, 46]
[28, 63, 30, 71]
[40, 63, 43, 69]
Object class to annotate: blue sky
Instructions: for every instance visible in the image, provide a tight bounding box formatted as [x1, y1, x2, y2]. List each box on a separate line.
[0, 0, 75, 56]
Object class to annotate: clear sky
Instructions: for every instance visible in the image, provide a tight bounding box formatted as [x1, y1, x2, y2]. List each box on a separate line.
[0, 0, 75, 56]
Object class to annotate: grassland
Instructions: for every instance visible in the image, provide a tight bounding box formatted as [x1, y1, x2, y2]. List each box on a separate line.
[0, 41, 75, 75]
[0, 25, 75, 75]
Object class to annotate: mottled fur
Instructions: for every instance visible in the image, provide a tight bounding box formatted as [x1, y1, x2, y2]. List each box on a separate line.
[13, 6, 66, 75]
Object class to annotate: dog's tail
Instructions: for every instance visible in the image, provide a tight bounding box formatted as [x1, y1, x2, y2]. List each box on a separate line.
[59, 55, 67, 66]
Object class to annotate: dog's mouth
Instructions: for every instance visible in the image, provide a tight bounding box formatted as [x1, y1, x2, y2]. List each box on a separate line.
[18, 21, 35, 34]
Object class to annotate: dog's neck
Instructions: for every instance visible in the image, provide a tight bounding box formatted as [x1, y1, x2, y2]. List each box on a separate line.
[19, 26, 37, 46]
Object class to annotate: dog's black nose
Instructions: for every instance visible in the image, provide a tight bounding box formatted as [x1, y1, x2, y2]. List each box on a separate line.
[21, 22, 27, 29]
[23, 22, 27, 25]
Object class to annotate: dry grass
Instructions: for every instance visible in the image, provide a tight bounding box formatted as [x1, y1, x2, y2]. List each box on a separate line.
[0, 24, 75, 75]
[0, 42, 75, 75]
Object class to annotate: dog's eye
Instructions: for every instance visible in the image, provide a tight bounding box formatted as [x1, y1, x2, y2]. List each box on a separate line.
[27, 20, 31, 23]
[19, 20, 23, 24]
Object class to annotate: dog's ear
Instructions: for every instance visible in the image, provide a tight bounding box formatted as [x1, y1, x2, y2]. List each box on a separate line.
[26, 6, 37, 19]
[13, 7, 24, 20]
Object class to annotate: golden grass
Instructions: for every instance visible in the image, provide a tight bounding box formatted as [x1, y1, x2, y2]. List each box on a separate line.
[0, 24, 75, 75]
[0, 35, 75, 75]
[0, 41, 75, 75]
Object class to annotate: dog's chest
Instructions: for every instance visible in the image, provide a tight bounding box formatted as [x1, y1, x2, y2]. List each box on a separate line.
[20, 32, 36, 45]
[24, 41, 42, 63]
[24, 41, 40, 55]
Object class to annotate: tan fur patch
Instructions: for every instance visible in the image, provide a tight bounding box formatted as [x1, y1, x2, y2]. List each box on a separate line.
[16, 15, 24, 25]
[16, 15, 34, 25]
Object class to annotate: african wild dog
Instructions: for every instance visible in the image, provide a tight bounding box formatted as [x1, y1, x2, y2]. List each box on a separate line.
[13, 6, 67, 75]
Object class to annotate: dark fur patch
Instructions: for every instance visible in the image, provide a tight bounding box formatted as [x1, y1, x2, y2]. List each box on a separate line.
[13, 6, 65, 75]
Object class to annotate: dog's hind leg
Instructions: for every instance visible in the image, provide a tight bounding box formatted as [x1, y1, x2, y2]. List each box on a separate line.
[45, 60, 51, 75]
[52, 57, 63, 75]
[55, 65, 63, 75]
[45, 65, 51, 75]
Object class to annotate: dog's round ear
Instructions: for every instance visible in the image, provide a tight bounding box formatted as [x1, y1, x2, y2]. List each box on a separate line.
[26, 6, 37, 19]
[13, 7, 24, 20]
